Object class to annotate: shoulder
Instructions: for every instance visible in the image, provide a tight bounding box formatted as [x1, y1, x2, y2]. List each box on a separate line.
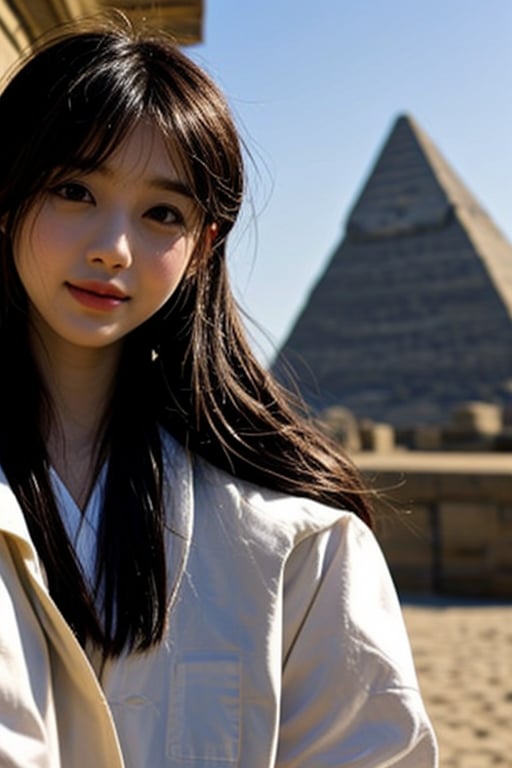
[186, 440, 369, 552]
[159, 430, 384, 594]
[0, 466, 36, 550]
[161, 428, 369, 546]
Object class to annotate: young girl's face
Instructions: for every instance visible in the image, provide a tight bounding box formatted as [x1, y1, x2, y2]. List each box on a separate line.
[13, 122, 202, 356]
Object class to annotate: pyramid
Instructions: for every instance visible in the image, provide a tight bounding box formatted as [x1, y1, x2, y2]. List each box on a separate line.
[273, 114, 512, 427]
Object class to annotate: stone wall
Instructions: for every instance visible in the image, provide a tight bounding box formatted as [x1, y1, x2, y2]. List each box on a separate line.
[355, 452, 512, 599]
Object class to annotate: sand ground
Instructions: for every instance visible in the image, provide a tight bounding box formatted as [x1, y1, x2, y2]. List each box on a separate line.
[402, 599, 512, 767]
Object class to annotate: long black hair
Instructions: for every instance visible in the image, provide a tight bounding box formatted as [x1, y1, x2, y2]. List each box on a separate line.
[0, 17, 374, 658]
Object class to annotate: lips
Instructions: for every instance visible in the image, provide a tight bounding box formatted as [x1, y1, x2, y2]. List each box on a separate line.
[66, 281, 130, 311]
[67, 281, 129, 300]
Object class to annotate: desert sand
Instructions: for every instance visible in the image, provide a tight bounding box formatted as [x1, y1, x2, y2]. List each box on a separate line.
[402, 599, 512, 767]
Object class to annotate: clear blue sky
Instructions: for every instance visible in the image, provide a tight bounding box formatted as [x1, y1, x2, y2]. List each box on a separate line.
[189, 1, 512, 363]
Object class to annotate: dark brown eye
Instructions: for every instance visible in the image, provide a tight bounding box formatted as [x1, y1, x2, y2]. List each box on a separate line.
[52, 182, 93, 203]
[145, 205, 183, 226]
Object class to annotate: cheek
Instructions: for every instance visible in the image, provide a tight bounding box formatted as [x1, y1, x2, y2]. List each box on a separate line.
[13, 213, 77, 312]
[147, 241, 195, 300]
[14, 210, 65, 275]
[14, 222, 47, 290]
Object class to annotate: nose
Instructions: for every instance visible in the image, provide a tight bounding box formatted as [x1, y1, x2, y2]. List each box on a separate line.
[86, 216, 133, 272]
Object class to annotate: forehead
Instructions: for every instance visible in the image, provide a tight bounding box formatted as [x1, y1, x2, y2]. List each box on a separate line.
[98, 122, 188, 185]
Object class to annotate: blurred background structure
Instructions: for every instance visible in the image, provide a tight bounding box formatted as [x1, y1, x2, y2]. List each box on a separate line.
[0, 0, 203, 73]
[271, 113, 512, 603]
[274, 113, 512, 603]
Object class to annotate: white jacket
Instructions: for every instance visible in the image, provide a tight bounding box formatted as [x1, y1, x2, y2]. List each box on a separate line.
[0, 436, 438, 767]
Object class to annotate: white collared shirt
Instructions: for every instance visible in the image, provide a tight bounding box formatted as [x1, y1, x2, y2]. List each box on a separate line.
[50, 465, 106, 591]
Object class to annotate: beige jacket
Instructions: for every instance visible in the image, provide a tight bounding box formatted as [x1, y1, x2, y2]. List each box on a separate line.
[0, 437, 438, 767]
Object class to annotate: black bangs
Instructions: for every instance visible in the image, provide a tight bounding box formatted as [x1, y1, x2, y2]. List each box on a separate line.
[0, 33, 153, 218]
[0, 28, 244, 238]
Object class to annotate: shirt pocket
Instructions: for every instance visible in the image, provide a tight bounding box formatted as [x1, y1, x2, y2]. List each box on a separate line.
[167, 652, 241, 764]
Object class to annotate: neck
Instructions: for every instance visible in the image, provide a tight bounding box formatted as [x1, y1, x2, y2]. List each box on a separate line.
[30, 329, 123, 507]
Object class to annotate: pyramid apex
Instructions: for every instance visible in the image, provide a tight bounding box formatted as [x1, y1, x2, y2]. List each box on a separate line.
[388, 113, 418, 132]
[346, 113, 484, 239]
[395, 112, 415, 124]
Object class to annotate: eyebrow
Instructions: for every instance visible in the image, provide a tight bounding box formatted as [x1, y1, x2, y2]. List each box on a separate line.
[148, 176, 195, 200]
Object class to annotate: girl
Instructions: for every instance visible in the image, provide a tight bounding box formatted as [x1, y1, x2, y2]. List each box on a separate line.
[0, 17, 437, 767]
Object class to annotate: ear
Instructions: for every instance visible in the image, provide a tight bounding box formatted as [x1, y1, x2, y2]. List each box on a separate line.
[206, 222, 219, 249]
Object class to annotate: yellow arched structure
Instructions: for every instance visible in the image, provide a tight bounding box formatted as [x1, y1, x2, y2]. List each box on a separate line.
[0, 0, 203, 75]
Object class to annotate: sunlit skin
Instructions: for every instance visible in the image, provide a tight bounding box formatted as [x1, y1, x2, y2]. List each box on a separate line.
[14, 122, 202, 363]
[13, 122, 203, 504]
